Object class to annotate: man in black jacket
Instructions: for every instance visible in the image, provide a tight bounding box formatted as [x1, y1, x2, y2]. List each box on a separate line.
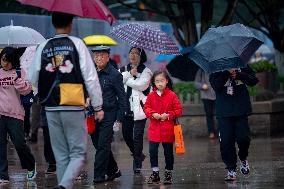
[209, 65, 258, 181]
[90, 45, 127, 183]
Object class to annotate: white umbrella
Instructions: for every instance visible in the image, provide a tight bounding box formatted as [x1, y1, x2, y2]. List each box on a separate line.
[20, 45, 39, 95]
[0, 21, 46, 48]
[20, 46, 37, 74]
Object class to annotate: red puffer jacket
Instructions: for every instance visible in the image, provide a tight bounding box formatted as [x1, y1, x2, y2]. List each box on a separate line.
[144, 88, 183, 142]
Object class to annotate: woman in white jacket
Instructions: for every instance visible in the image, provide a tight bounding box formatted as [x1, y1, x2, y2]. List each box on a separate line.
[120, 47, 152, 174]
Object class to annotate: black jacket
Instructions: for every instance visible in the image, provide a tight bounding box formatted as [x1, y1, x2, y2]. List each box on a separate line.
[97, 63, 127, 121]
[38, 37, 84, 106]
[209, 66, 258, 117]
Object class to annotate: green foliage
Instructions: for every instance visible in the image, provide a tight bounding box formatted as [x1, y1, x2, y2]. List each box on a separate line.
[247, 85, 263, 97]
[173, 82, 198, 101]
[250, 60, 277, 73]
[277, 75, 284, 84]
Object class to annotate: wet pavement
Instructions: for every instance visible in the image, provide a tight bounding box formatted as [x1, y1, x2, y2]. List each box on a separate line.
[1, 131, 284, 189]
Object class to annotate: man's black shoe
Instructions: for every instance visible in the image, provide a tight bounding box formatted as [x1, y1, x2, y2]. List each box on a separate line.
[107, 169, 121, 181]
[45, 164, 56, 174]
[30, 133, 38, 143]
[93, 176, 106, 184]
[53, 185, 65, 189]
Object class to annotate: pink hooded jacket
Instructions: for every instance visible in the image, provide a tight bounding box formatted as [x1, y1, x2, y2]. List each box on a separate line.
[0, 68, 32, 121]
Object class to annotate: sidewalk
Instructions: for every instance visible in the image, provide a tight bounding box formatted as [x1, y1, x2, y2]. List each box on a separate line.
[2, 133, 284, 188]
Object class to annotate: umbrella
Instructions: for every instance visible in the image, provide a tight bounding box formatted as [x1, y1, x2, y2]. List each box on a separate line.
[17, 0, 116, 25]
[0, 22, 46, 48]
[166, 55, 199, 81]
[155, 54, 175, 62]
[83, 35, 118, 46]
[110, 23, 180, 55]
[190, 23, 263, 74]
[20, 46, 37, 74]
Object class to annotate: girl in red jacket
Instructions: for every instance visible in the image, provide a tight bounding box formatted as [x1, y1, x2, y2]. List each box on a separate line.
[143, 71, 182, 184]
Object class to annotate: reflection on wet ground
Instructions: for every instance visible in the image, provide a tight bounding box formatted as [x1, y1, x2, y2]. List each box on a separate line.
[1, 131, 284, 189]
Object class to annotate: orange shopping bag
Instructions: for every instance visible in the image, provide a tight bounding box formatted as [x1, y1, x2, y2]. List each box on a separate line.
[174, 119, 185, 155]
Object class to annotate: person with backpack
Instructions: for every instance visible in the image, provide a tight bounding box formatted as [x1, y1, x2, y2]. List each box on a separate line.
[28, 12, 103, 189]
[119, 47, 152, 174]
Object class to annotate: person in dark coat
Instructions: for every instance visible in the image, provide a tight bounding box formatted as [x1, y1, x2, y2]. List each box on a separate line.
[90, 45, 127, 183]
[209, 65, 258, 181]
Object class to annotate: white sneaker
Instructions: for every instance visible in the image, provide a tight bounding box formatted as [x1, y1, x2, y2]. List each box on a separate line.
[0, 178, 9, 184]
[224, 170, 237, 181]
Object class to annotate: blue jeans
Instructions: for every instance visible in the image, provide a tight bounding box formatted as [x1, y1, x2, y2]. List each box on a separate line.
[0, 115, 35, 180]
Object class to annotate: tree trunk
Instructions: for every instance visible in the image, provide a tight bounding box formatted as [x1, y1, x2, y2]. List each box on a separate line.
[200, 0, 213, 36]
[218, 0, 239, 26]
[275, 50, 284, 77]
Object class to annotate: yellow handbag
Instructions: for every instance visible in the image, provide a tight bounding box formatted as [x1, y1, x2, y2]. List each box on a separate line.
[59, 83, 85, 106]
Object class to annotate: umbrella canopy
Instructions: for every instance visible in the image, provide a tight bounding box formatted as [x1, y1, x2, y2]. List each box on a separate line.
[0, 23, 46, 48]
[110, 23, 180, 55]
[83, 35, 118, 46]
[190, 23, 263, 74]
[17, 0, 116, 25]
[20, 46, 37, 74]
[155, 54, 175, 62]
[166, 55, 199, 81]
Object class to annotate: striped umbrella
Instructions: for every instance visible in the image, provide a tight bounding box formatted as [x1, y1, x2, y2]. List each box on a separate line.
[110, 23, 180, 55]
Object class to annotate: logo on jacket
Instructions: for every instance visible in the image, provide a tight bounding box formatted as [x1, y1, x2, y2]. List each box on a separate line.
[45, 54, 74, 73]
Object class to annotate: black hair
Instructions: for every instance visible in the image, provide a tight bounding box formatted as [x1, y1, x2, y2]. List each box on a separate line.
[129, 47, 147, 64]
[0, 47, 20, 69]
[151, 70, 173, 90]
[52, 12, 74, 28]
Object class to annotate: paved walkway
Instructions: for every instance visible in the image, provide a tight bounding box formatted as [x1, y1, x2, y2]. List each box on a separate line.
[2, 131, 284, 189]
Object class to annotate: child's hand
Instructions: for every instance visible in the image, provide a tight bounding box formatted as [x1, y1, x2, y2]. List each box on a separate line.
[11, 71, 18, 81]
[160, 113, 169, 121]
[152, 113, 161, 120]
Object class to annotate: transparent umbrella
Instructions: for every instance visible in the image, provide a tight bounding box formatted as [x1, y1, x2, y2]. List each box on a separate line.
[0, 22, 46, 48]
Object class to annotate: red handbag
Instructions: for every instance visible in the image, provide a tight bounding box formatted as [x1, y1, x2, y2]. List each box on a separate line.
[86, 115, 95, 135]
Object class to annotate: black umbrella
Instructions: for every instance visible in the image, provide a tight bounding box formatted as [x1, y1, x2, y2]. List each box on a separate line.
[190, 23, 263, 74]
[166, 54, 199, 81]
